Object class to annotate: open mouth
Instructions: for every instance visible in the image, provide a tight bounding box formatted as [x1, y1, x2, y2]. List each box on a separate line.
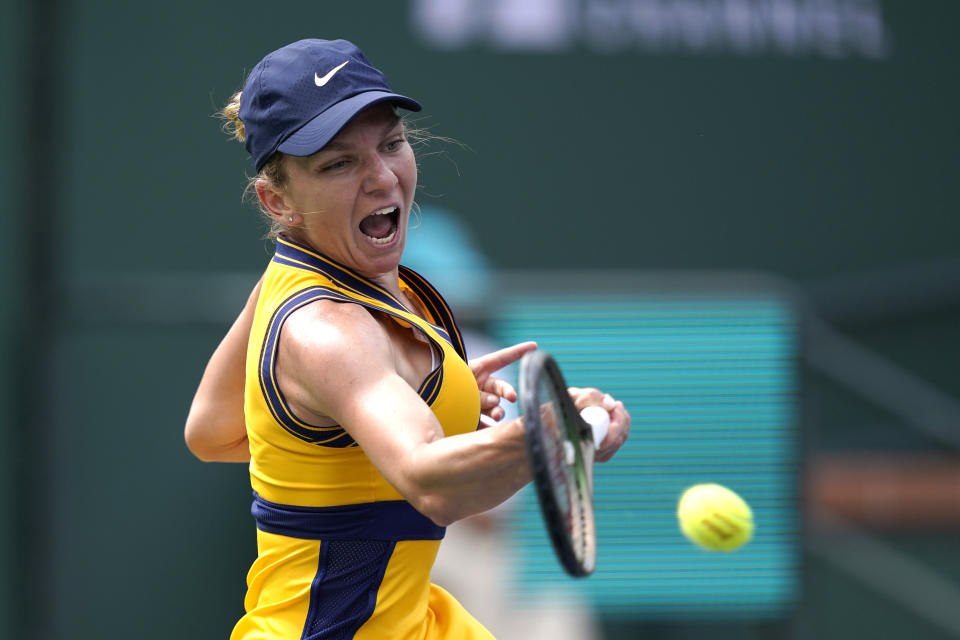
[358, 206, 400, 245]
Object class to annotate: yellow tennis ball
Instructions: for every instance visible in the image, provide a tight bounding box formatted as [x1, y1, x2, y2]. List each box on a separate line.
[677, 483, 753, 552]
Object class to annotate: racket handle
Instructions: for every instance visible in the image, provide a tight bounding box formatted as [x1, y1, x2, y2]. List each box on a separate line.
[580, 406, 610, 446]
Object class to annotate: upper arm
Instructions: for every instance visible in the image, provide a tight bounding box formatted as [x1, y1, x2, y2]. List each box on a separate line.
[278, 303, 444, 493]
[184, 278, 261, 462]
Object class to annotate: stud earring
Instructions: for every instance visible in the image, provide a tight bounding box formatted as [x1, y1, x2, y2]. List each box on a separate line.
[287, 217, 294, 223]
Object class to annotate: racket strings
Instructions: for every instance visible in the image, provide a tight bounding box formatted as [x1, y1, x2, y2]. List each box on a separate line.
[522, 351, 597, 577]
[543, 383, 592, 566]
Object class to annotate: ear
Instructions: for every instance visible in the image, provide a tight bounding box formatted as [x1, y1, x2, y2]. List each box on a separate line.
[255, 179, 300, 226]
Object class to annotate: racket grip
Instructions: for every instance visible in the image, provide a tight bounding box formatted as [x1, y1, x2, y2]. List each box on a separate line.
[580, 406, 610, 446]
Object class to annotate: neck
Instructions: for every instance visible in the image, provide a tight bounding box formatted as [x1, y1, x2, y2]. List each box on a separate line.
[285, 234, 405, 299]
[366, 269, 403, 300]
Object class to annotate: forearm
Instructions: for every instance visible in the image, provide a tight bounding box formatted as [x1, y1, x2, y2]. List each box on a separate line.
[277, 305, 533, 523]
[405, 418, 531, 525]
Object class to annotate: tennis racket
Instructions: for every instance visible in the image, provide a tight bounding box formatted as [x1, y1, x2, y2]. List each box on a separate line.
[519, 351, 610, 577]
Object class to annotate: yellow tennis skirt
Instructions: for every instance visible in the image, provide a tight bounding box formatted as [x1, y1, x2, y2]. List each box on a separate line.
[230, 499, 494, 639]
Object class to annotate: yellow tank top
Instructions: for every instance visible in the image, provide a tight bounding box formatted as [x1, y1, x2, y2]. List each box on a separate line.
[234, 236, 491, 640]
[245, 235, 481, 507]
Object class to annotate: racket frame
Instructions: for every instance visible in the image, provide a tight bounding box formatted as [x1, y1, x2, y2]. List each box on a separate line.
[519, 351, 598, 577]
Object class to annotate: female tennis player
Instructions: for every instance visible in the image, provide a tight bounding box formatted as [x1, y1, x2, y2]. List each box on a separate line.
[184, 38, 630, 640]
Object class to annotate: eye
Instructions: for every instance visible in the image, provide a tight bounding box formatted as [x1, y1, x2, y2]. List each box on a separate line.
[321, 158, 350, 172]
[383, 136, 406, 152]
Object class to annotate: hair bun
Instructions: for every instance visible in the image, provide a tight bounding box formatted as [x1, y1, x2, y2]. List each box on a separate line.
[221, 91, 246, 143]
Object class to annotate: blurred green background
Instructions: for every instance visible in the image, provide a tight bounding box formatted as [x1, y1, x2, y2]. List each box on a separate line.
[2, 0, 958, 638]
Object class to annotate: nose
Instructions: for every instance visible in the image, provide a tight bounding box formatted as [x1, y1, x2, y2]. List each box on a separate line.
[362, 154, 399, 194]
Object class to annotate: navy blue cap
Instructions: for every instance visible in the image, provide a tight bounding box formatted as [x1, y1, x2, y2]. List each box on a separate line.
[238, 39, 422, 172]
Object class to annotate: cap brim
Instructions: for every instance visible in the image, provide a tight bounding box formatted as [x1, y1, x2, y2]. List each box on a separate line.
[277, 91, 422, 158]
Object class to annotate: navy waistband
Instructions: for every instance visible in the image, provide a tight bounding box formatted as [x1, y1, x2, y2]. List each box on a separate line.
[251, 493, 446, 541]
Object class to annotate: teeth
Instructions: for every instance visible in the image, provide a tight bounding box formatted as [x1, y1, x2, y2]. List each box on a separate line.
[361, 206, 399, 245]
[367, 227, 397, 245]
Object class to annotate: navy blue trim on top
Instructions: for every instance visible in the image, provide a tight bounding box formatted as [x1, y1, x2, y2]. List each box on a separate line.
[259, 285, 449, 445]
[275, 237, 408, 313]
[259, 286, 358, 448]
[418, 366, 443, 407]
[252, 492, 446, 541]
[275, 237, 399, 307]
[274, 236, 463, 350]
[263, 238, 474, 447]
[399, 265, 468, 362]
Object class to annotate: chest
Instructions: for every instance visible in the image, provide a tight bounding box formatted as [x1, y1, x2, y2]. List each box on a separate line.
[375, 310, 481, 438]
[377, 313, 439, 392]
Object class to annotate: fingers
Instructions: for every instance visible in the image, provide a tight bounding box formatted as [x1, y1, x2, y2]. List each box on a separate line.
[483, 405, 506, 421]
[479, 390, 501, 411]
[469, 344, 534, 424]
[478, 378, 518, 422]
[470, 342, 538, 378]
[596, 400, 630, 463]
[482, 377, 517, 403]
[567, 386, 604, 411]
[601, 393, 617, 411]
[568, 386, 630, 463]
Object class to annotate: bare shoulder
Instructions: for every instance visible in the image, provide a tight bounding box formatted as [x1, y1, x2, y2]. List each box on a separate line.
[279, 299, 393, 384]
[272, 299, 400, 421]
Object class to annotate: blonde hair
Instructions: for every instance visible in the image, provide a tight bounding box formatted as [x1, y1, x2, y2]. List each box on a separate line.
[221, 91, 288, 239]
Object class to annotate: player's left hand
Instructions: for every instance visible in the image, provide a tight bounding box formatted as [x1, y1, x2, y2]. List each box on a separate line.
[568, 387, 630, 463]
[469, 341, 538, 422]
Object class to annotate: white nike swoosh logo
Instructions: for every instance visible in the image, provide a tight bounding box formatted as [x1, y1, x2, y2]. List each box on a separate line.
[314, 61, 349, 87]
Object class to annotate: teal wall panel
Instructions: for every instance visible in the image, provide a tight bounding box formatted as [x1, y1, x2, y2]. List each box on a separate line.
[494, 288, 799, 618]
